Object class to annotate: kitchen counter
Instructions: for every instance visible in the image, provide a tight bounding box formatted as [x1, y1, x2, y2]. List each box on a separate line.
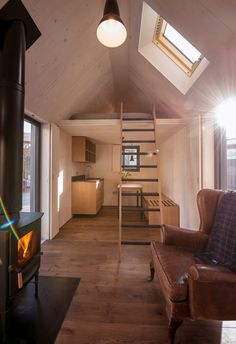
[71, 176, 104, 182]
[71, 178, 104, 215]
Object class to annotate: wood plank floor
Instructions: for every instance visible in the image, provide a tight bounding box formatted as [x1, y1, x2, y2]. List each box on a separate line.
[40, 207, 236, 344]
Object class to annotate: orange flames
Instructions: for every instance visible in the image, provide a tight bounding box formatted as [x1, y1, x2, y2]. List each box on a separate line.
[18, 231, 33, 265]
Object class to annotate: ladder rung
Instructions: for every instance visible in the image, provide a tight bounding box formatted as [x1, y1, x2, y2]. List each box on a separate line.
[122, 178, 158, 182]
[122, 129, 154, 132]
[122, 152, 157, 156]
[121, 240, 151, 245]
[122, 118, 153, 121]
[122, 165, 157, 169]
[122, 207, 160, 212]
[123, 140, 155, 143]
[121, 192, 159, 196]
[121, 223, 161, 228]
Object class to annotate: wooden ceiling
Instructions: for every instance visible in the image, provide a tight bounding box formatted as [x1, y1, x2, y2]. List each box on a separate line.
[1, 0, 236, 122]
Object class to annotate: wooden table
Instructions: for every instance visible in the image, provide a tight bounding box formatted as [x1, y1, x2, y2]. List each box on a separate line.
[117, 184, 143, 218]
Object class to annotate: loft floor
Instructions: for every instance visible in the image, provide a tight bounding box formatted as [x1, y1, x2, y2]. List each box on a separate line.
[40, 207, 236, 344]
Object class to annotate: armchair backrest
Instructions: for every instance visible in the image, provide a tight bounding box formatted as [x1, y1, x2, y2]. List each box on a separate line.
[197, 189, 224, 234]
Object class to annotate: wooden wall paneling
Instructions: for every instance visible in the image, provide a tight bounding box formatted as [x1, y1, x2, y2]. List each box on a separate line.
[0, 0, 232, 121]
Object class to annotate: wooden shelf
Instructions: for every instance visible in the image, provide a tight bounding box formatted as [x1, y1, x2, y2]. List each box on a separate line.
[72, 136, 96, 163]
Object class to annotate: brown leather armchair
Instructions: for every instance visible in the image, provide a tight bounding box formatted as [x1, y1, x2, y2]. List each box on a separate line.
[149, 189, 236, 344]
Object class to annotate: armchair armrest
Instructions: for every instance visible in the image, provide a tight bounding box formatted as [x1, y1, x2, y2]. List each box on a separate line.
[161, 224, 208, 252]
[188, 264, 236, 320]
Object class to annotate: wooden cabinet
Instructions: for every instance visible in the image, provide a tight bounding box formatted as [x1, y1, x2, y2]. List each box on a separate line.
[144, 194, 179, 226]
[72, 179, 104, 215]
[72, 136, 96, 163]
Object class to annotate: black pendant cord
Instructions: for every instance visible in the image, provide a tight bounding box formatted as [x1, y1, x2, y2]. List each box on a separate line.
[103, 0, 120, 16]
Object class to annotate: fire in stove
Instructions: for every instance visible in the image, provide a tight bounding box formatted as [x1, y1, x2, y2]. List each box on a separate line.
[18, 231, 33, 265]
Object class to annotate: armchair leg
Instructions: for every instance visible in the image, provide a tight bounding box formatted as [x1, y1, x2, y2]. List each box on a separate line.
[168, 318, 183, 344]
[147, 261, 155, 281]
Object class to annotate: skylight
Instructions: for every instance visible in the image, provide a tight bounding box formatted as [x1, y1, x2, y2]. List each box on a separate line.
[164, 24, 202, 64]
[153, 17, 204, 76]
[138, 2, 209, 94]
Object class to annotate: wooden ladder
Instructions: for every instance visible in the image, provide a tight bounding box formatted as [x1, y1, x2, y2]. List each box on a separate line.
[118, 105, 163, 259]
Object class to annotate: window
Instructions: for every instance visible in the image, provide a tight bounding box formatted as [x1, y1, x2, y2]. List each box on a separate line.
[123, 146, 140, 171]
[22, 117, 40, 212]
[226, 134, 236, 190]
[138, 2, 209, 94]
[153, 17, 203, 76]
[215, 127, 236, 191]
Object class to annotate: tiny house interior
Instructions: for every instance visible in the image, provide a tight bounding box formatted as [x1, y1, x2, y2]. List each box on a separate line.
[0, 0, 236, 343]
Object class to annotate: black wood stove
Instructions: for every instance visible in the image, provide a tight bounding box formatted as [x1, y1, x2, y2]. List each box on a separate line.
[0, 0, 41, 341]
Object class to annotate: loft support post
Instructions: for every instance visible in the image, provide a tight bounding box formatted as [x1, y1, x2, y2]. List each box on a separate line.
[118, 102, 124, 262]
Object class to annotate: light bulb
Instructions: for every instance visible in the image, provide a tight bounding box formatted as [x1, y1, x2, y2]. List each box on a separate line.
[97, 18, 127, 48]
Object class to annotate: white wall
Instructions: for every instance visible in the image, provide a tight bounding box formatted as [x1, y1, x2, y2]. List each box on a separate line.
[40, 123, 50, 241]
[88, 144, 120, 205]
[40, 123, 60, 240]
[58, 130, 72, 227]
[58, 129, 86, 227]
[41, 125, 87, 239]
[50, 123, 60, 238]
[202, 115, 215, 189]
[159, 119, 200, 229]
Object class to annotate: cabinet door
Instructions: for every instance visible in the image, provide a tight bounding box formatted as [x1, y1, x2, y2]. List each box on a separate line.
[72, 137, 86, 162]
[72, 182, 97, 214]
[87, 140, 96, 162]
[72, 137, 96, 163]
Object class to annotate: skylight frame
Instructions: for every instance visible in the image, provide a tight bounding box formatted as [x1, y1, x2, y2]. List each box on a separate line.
[153, 17, 203, 77]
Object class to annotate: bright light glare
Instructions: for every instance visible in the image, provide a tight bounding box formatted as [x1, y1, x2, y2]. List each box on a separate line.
[164, 24, 202, 63]
[57, 170, 64, 211]
[97, 19, 127, 48]
[0, 220, 15, 230]
[216, 98, 236, 138]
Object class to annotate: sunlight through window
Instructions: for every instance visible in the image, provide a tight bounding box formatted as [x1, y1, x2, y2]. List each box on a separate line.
[57, 170, 64, 211]
[153, 17, 203, 76]
[216, 98, 236, 190]
[216, 98, 236, 138]
[164, 24, 202, 63]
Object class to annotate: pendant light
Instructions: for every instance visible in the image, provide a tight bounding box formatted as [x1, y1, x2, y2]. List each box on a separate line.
[97, 0, 127, 48]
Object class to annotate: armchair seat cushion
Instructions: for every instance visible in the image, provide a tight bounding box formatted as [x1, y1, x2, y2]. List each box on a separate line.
[152, 241, 196, 302]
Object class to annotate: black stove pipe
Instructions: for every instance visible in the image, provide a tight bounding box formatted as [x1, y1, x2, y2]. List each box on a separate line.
[0, 20, 26, 221]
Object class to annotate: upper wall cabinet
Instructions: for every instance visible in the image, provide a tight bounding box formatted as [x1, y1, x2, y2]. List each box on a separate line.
[72, 136, 96, 163]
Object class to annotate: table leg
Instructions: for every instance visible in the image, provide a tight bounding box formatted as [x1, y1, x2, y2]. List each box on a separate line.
[136, 191, 139, 208]
[118, 191, 119, 217]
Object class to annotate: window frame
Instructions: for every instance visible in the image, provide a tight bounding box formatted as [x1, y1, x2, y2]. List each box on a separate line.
[23, 115, 41, 212]
[122, 145, 140, 172]
[153, 17, 203, 77]
[214, 126, 236, 191]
